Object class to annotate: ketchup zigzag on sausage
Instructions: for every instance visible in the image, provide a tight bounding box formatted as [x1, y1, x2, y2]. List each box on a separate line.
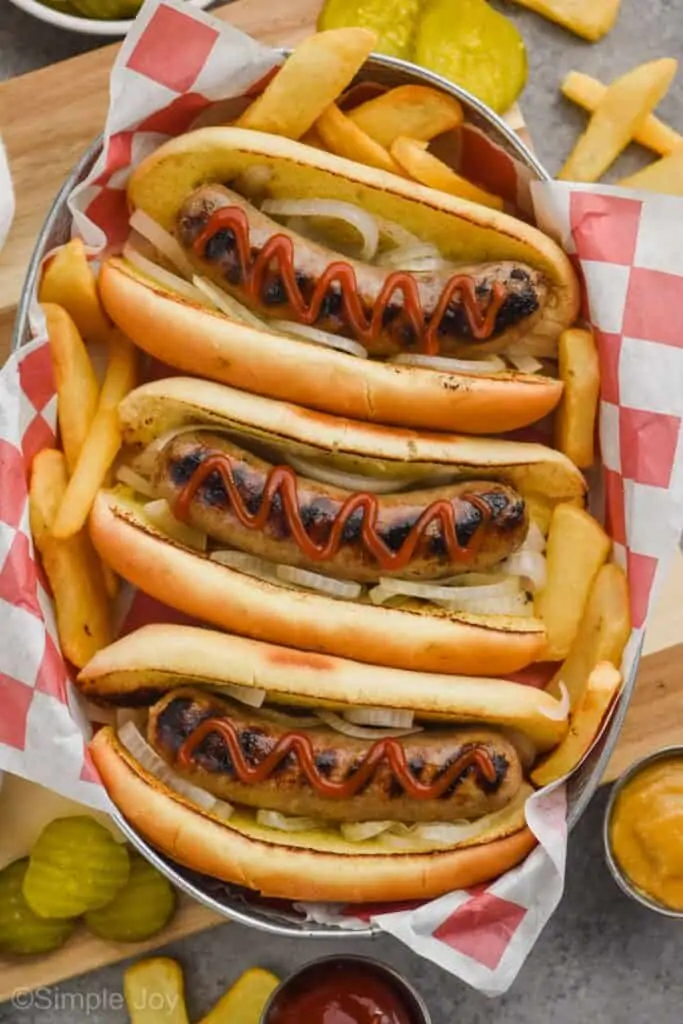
[90, 375, 587, 676]
[78, 624, 568, 903]
[98, 126, 580, 434]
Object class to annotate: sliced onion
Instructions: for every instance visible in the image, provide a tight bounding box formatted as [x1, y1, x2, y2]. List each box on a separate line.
[143, 499, 207, 552]
[343, 708, 414, 729]
[269, 319, 368, 359]
[275, 565, 362, 600]
[507, 352, 544, 374]
[285, 454, 410, 494]
[210, 550, 280, 583]
[539, 681, 570, 722]
[116, 465, 157, 499]
[129, 209, 194, 278]
[119, 722, 233, 817]
[123, 243, 211, 306]
[522, 522, 547, 554]
[341, 821, 394, 842]
[499, 550, 547, 592]
[376, 243, 447, 272]
[436, 590, 534, 616]
[375, 218, 425, 249]
[370, 575, 521, 605]
[220, 683, 267, 708]
[315, 709, 422, 739]
[256, 809, 321, 833]
[390, 353, 506, 374]
[261, 199, 379, 262]
[116, 708, 148, 731]
[192, 275, 266, 328]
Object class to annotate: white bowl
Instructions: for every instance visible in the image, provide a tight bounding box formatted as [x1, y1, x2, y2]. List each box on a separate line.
[7, 0, 213, 37]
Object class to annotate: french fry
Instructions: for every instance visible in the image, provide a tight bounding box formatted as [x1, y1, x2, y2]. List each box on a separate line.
[43, 303, 100, 474]
[29, 450, 112, 669]
[316, 103, 405, 175]
[554, 327, 600, 469]
[198, 968, 280, 1024]
[39, 239, 112, 346]
[618, 146, 683, 196]
[558, 58, 678, 183]
[390, 136, 504, 209]
[52, 334, 138, 540]
[123, 958, 189, 1024]
[535, 504, 612, 661]
[509, 0, 622, 41]
[531, 662, 622, 787]
[562, 71, 683, 156]
[549, 563, 631, 709]
[348, 85, 463, 148]
[236, 28, 376, 140]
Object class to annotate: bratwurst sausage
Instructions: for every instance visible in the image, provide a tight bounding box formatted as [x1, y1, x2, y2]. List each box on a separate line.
[176, 184, 548, 358]
[149, 688, 523, 823]
[154, 431, 528, 582]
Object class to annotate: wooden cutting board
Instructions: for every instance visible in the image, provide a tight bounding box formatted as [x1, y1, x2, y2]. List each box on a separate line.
[1, 0, 682, 998]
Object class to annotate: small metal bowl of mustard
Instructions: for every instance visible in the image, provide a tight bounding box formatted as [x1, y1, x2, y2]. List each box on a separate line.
[260, 954, 431, 1024]
[604, 745, 683, 917]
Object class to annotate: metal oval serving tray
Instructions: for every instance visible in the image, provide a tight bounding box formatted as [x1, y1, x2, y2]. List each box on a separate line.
[13, 52, 641, 940]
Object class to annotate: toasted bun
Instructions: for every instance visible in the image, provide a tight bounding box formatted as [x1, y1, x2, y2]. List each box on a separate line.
[91, 726, 537, 902]
[89, 490, 546, 677]
[101, 260, 562, 435]
[78, 624, 568, 750]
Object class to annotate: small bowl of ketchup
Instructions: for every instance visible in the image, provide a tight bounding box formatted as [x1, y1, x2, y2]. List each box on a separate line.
[260, 955, 431, 1024]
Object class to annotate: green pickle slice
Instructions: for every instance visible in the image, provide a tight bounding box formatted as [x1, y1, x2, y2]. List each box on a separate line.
[318, 0, 421, 60]
[0, 860, 76, 955]
[85, 852, 176, 942]
[69, 0, 142, 18]
[23, 817, 130, 919]
[414, 0, 527, 113]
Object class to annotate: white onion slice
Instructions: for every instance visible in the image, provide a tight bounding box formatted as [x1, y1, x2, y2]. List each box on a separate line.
[343, 708, 414, 729]
[522, 522, 547, 554]
[192, 275, 266, 328]
[119, 722, 233, 817]
[285, 454, 410, 494]
[341, 821, 394, 842]
[375, 218, 425, 249]
[221, 683, 267, 709]
[507, 352, 544, 374]
[499, 550, 547, 592]
[116, 708, 148, 731]
[390, 353, 506, 374]
[376, 243, 447, 272]
[261, 199, 379, 262]
[116, 466, 157, 499]
[370, 575, 520, 604]
[256, 809, 321, 833]
[539, 682, 570, 722]
[143, 499, 207, 552]
[269, 319, 368, 359]
[129, 209, 195, 278]
[210, 550, 281, 583]
[123, 243, 211, 306]
[315, 709, 422, 739]
[275, 565, 362, 600]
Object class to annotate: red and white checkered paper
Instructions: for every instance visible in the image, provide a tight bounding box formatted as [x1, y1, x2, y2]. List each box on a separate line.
[1, 0, 683, 995]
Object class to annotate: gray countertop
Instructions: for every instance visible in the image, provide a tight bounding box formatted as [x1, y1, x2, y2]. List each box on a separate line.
[1, 4, 683, 1021]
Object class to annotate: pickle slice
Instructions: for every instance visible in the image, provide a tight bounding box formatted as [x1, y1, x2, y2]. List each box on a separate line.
[414, 0, 528, 114]
[0, 860, 76, 955]
[318, 0, 421, 60]
[70, 0, 142, 18]
[23, 817, 130, 919]
[85, 852, 176, 942]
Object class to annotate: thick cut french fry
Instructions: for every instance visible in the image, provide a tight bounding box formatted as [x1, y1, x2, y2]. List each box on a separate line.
[562, 71, 683, 156]
[531, 662, 622, 787]
[52, 334, 139, 539]
[390, 136, 504, 209]
[549, 563, 630, 709]
[554, 327, 600, 469]
[510, 0, 621, 41]
[558, 58, 678, 183]
[198, 968, 280, 1024]
[43, 303, 100, 474]
[535, 504, 612, 661]
[39, 239, 112, 346]
[316, 103, 404, 175]
[29, 450, 112, 669]
[618, 146, 683, 196]
[123, 958, 189, 1024]
[348, 85, 463, 148]
[236, 28, 376, 140]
